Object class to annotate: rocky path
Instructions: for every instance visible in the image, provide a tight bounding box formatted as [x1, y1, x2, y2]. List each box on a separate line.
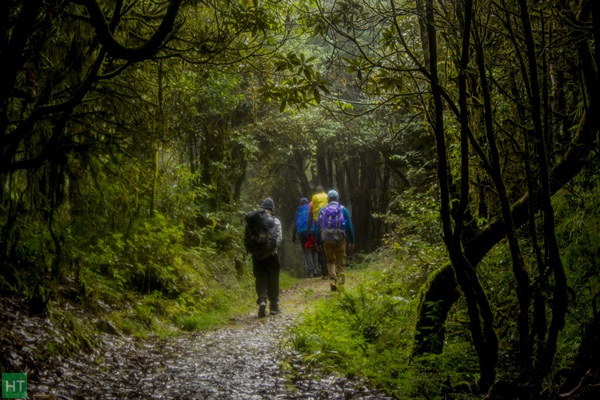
[26, 278, 393, 399]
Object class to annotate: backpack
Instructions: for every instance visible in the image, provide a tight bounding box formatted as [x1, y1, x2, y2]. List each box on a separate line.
[311, 192, 329, 222]
[295, 204, 309, 234]
[318, 202, 346, 243]
[244, 209, 278, 259]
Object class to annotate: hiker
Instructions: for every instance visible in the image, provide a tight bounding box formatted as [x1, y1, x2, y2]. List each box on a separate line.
[292, 197, 318, 277]
[243, 197, 282, 318]
[316, 190, 355, 292]
[307, 185, 329, 279]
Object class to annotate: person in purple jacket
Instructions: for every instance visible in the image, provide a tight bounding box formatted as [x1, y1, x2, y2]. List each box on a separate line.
[315, 190, 355, 291]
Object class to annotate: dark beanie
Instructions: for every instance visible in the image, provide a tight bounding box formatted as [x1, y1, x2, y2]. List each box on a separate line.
[261, 197, 274, 209]
[300, 197, 308, 205]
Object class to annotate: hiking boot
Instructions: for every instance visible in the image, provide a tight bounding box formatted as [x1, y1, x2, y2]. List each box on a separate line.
[330, 277, 337, 292]
[258, 301, 267, 318]
[269, 308, 281, 315]
[269, 302, 281, 315]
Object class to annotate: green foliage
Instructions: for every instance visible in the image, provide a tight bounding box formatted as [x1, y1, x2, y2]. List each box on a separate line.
[70, 212, 185, 296]
[84, 249, 258, 338]
[266, 51, 331, 111]
[0, 143, 259, 340]
[467, 155, 600, 391]
[288, 248, 479, 398]
[42, 311, 97, 361]
[179, 314, 222, 332]
[300, 287, 315, 304]
[125, 214, 185, 294]
[376, 190, 445, 285]
[554, 162, 600, 307]
[382, 190, 443, 247]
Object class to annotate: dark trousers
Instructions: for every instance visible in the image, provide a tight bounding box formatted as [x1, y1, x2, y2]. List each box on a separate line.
[252, 253, 280, 308]
[310, 228, 327, 277]
[299, 232, 318, 276]
[318, 249, 328, 276]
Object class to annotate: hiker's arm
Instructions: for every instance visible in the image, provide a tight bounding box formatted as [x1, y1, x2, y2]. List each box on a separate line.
[274, 218, 283, 247]
[343, 208, 355, 245]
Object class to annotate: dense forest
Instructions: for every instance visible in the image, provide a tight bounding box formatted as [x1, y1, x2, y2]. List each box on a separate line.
[1, 0, 598, 399]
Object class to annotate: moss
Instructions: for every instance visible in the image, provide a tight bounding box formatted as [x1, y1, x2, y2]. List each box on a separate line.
[412, 263, 460, 356]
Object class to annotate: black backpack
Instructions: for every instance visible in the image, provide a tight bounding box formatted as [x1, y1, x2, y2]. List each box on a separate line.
[244, 209, 278, 259]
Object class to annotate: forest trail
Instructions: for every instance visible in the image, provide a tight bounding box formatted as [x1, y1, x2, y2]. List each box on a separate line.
[25, 277, 392, 399]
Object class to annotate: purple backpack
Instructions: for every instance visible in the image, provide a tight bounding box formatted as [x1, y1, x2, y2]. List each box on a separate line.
[318, 203, 346, 242]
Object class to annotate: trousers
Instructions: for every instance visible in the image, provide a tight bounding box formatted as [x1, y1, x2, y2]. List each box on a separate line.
[252, 253, 280, 307]
[299, 233, 318, 276]
[323, 237, 347, 285]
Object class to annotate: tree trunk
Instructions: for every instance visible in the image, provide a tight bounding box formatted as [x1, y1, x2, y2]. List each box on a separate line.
[316, 142, 330, 189]
[294, 150, 312, 197]
[351, 156, 373, 252]
[374, 157, 391, 242]
[335, 159, 346, 205]
[474, 24, 532, 372]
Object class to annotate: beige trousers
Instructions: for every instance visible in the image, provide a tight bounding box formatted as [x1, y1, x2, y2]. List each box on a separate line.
[323, 237, 347, 285]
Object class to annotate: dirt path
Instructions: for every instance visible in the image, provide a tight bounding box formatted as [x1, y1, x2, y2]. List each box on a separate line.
[28, 278, 393, 399]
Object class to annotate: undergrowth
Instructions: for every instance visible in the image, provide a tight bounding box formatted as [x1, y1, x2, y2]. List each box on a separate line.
[287, 247, 480, 399]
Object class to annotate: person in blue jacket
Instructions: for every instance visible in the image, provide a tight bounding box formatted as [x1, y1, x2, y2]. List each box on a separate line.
[315, 190, 355, 291]
[292, 197, 319, 277]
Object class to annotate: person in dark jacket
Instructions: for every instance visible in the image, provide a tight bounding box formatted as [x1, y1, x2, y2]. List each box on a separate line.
[315, 190, 355, 291]
[250, 197, 282, 317]
[292, 197, 318, 277]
